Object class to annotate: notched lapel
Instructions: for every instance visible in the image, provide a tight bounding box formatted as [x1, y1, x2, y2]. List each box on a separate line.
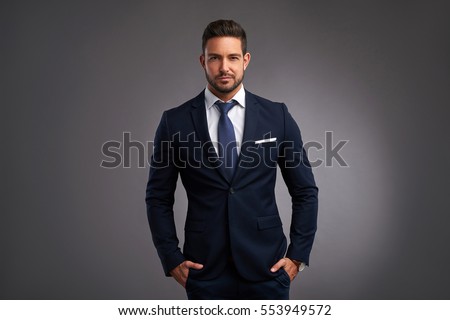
[231, 92, 261, 182]
[190, 92, 228, 181]
[190, 94, 210, 146]
[241, 93, 261, 145]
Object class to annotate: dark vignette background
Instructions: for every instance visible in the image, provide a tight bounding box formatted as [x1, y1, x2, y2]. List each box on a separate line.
[2, 0, 449, 299]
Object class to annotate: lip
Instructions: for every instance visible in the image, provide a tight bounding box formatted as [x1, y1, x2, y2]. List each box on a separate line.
[217, 76, 232, 80]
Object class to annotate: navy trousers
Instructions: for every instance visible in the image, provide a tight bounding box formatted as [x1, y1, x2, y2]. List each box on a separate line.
[185, 262, 290, 300]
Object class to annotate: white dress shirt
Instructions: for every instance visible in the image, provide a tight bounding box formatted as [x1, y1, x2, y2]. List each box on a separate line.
[204, 85, 246, 155]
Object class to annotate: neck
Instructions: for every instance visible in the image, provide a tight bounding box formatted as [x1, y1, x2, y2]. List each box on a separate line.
[208, 84, 242, 102]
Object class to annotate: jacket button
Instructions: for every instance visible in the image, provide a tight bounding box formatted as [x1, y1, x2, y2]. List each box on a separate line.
[229, 188, 235, 194]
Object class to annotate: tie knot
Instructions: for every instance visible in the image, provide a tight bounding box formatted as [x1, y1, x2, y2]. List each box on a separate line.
[216, 100, 237, 115]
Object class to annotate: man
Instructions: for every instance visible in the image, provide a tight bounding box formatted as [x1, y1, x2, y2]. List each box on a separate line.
[146, 19, 318, 299]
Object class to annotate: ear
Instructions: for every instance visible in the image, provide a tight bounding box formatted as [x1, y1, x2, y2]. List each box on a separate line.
[243, 52, 251, 70]
[199, 54, 206, 69]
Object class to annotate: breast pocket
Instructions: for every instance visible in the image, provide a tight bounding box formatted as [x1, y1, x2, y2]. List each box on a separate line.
[258, 142, 278, 167]
[240, 141, 278, 169]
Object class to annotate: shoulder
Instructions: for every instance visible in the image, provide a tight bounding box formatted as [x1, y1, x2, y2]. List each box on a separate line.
[245, 90, 289, 121]
[165, 91, 204, 116]
[246, 90, 299, 129]
[246, 90, 287, 110]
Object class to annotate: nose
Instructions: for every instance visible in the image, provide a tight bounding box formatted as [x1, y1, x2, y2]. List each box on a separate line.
[219, 59, 229, 73]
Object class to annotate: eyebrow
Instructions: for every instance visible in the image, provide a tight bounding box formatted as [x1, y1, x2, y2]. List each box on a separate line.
[207, 53, 242, 57]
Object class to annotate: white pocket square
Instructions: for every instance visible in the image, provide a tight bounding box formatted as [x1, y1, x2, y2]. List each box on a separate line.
[254, 137, 277, 144]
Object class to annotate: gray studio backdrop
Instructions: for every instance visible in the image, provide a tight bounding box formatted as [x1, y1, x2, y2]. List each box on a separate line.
[2, 0, 449, 299]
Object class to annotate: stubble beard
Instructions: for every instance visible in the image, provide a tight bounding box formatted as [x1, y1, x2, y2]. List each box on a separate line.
[206, 71, 244, 95]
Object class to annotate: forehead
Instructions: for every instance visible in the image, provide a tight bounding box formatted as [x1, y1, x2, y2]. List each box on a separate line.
[204, 36, 242, 55]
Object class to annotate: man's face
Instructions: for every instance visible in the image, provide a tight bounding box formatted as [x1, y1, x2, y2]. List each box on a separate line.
[200, 37, 251, 99]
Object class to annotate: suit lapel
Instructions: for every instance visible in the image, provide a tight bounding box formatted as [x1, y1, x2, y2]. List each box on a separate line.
[190, 91, 229, 182]
[241, 90, 261, 147]
[190, 91, 210, 144]
[231, 91, 261, 183]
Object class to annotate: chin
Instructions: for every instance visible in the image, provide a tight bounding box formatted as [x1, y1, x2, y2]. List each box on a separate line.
[217, 84, 236, 92]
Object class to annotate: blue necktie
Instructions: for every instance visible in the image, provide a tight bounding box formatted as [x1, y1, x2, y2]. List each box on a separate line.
[216, 100, 238, 180]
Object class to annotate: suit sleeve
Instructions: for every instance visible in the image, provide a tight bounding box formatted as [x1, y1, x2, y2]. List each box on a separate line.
[145, 111, 185, 275]
[278, 104, 318, 266]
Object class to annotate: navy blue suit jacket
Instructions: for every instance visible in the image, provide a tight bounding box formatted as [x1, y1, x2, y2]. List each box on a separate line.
[146, 90, 318, 282]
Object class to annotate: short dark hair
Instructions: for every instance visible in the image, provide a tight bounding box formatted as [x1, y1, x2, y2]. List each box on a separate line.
[202, 19, 247, 54]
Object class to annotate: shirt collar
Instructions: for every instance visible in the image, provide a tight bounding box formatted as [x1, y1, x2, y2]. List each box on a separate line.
[205, 85, 246, 110]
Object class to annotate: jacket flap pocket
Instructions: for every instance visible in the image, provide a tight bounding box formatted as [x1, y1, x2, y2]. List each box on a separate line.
[257, 215, 282, 230]
[184, 220, 206, 232]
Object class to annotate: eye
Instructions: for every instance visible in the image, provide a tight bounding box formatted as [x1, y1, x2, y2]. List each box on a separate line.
[209, 56, 218, 61]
